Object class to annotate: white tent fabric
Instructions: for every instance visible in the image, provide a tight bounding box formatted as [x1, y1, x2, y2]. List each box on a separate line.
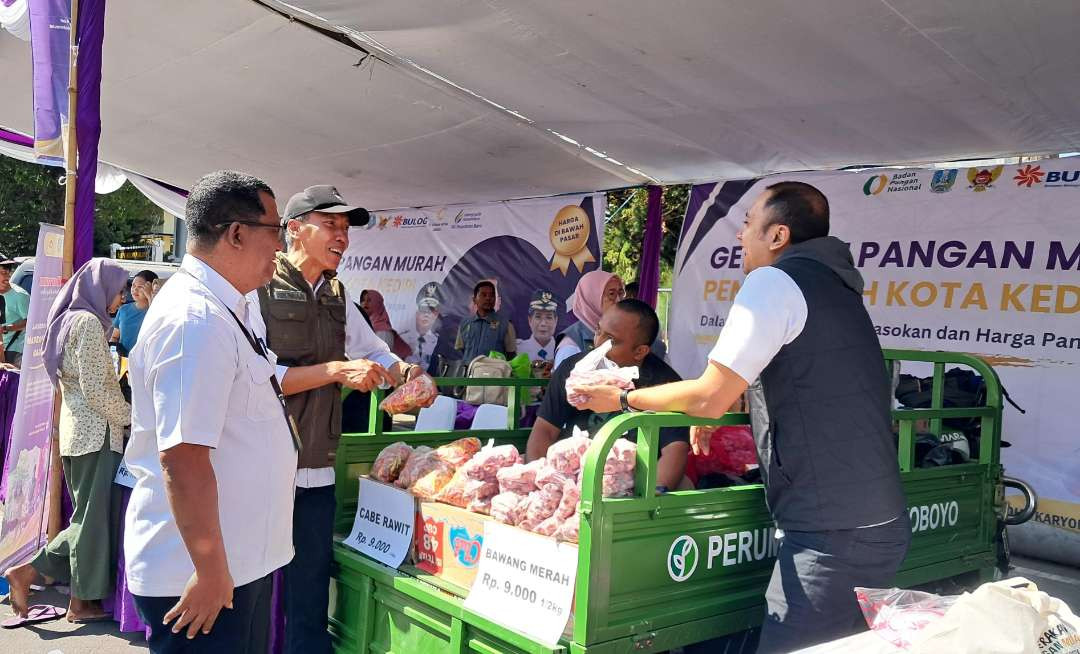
[0, 0, 28, 41]
[124, 170, 188, 219]
[272, 0, 1080, 184]
[3, 1, 1080, 209]
[1, 1, 645, 210]
[0, 130, 149, 196]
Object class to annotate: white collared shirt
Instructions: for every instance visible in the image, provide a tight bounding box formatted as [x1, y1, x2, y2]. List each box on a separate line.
[516, 335, 556, 362]
[248, 278, 402, 489]
[124, 255, 297, 597]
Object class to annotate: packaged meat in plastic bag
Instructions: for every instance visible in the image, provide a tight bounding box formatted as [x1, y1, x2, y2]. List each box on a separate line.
[463, 478, 499, 502]
[690, 425, 757, 477]
[466, 495, 492, 515]
[555, 479, 581, 519]
[490, 491, 529, 526]
[565, 341, 638, 407]
[370, 441, 413, 483]
[555, 512, 580, 543]
[533, 514, 561, 536]
[435, 437, 482, 467]
[602, 471, 635, 498]
[855, 586, 958, 650]
[411, 461, 456, 499]
[434, 468, 470, 507]
[496, 458, 544, 494]
[378, 374, 438, 415]
[464, 444, 521, 481]
[395, 446, 434, 488]
[523, 484, 563, 526]
[604, 439, 637, 475]
[535, 465, 572, 492]
[547, 435, 592, 474]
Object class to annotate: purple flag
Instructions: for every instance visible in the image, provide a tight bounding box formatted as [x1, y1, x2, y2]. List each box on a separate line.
[0, 223, 66, 571]
[74, 0, 105, 268]
[28, 0, 70, 161]
[636, 185, 663, 309]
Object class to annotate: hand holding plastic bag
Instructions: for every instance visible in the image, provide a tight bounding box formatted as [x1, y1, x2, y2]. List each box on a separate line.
[565, 341, 638, 409]
[379, 374, 438, 414]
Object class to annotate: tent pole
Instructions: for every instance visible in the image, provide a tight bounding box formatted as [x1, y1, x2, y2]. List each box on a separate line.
[48, 0, 81, 542]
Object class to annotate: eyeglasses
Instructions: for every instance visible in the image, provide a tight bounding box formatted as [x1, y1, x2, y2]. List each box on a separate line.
[222, 220, 287, 238]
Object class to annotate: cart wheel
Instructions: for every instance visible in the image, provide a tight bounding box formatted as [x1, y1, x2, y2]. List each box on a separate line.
[1003, 476, 1037, 525]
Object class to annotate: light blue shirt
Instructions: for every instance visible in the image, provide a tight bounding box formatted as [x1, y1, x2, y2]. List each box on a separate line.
[2, 285, 30, 353]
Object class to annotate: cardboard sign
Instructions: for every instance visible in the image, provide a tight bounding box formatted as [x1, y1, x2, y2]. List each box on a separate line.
[114, 461, 137, 489]
[464, 521, 578, 646]
[343, 478, 415, 568]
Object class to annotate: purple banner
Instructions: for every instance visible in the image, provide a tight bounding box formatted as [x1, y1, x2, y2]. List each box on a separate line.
[28, 0, 70, 161]
[636, 185, 663, 308]
[0, 223, 66, 571]
[73, 0, 105, 268]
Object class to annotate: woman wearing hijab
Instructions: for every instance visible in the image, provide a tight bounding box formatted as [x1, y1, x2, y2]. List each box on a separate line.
[553, 270, 625, 368]
[3, 259, 132, 625]
[359, 289, 413, 360]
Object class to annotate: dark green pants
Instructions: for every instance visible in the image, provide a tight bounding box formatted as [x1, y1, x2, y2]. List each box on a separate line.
[31, 436, 122, 601]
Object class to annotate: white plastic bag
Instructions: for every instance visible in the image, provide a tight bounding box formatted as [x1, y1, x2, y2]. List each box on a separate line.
[565, 340, 638, 407]
[857, 578, 1080, 653]
[910, 578, 1080, 654]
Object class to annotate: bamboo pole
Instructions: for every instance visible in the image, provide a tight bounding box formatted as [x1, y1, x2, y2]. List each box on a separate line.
[48, 0, 81, 542]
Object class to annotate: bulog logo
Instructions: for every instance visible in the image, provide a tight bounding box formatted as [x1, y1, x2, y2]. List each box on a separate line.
[909, 501, 960, 533]
[667, 535, 699, 582]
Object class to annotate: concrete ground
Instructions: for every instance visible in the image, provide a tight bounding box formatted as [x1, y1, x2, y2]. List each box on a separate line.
[0, 586, 146, 654]
[1, 556, 1077, 653]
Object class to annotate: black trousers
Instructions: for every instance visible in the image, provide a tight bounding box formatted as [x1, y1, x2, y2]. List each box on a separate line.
[756, 516, 912, 653]
[133, 574, 272, 654]
[283, 484, 336, 654]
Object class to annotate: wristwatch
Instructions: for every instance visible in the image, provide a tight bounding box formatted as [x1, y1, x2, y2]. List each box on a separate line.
[619, 389, 639, 413]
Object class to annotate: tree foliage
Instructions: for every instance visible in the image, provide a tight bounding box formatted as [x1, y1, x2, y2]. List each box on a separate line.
[603, 185, 690, 287]
[0, 156, 63, 258]
[0, 156, 161, 258]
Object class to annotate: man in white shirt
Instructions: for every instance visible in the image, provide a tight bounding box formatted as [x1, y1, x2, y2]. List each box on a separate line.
[125, 171, 297, 653]
[515, 289, 559, 364]
[401, 281, 451, 374]
[254, 185, 429, 654]
[571, 182, 909, 653]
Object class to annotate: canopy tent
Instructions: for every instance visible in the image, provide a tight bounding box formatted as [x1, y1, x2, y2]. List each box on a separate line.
[3, 0, 1080, 211]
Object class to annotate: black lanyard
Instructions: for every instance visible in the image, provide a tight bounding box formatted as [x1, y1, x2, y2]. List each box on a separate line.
[225, 307, 303, 454]
[179, 268, 302, 452]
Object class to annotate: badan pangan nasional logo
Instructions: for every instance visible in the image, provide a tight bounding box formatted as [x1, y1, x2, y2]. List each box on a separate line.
[862, 174, 888, 196]
[667, 535, 699, 582]
[1014, 164, 1045, 188]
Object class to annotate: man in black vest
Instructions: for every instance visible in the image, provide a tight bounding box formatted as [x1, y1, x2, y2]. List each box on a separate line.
[571, 182, 909, 652]
[254, 185, 429, 654]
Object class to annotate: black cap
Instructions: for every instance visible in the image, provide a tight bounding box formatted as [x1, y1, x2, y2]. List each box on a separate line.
[528, 289, 559, 313]
[283, 185, 372, 228]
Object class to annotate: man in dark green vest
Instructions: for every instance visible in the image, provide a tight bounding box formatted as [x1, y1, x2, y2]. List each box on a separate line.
[254, 185, 429, 654]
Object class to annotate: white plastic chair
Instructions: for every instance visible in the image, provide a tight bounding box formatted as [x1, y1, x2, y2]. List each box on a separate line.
[414, 395, 457, 432]
[470, 403, 509, 430]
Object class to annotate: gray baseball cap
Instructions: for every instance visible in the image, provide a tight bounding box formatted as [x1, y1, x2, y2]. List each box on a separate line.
[283, 185, 372, 227]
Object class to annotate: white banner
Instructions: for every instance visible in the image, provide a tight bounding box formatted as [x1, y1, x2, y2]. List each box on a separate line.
[336, 194, 605, 370]
[670, 161, 1080, 548]
[343, 478, 416, 569]
[464, 521, 577, 646]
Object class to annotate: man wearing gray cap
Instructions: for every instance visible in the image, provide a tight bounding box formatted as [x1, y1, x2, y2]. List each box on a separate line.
[252, 185, 430, 654]
[516, 289, 559, 364]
